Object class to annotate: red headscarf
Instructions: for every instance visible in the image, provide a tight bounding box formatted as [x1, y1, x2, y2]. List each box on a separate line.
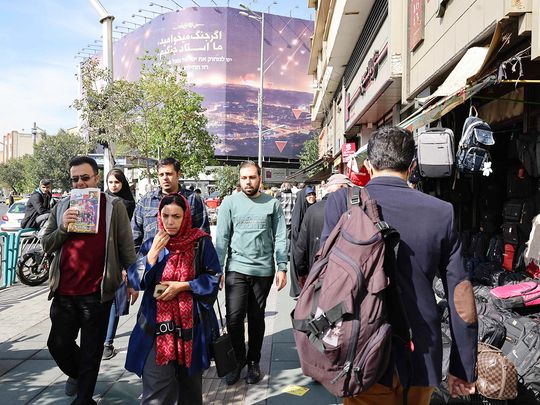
[155, 195, 209, 367]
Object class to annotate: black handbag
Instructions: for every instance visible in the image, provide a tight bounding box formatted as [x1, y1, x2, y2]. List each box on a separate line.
[211, 299, 237, 377]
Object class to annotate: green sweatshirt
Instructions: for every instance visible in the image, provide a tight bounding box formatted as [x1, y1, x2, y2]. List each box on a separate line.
[216, 191, 288, 277]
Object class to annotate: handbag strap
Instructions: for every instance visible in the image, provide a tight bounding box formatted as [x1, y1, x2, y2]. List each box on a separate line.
[216, 297, 226, 331]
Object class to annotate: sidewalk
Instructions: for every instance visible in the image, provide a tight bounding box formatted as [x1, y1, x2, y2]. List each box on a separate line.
[0, 278, 341, 404]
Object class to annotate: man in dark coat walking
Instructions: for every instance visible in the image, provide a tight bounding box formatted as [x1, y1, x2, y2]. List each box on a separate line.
[321, 127, 477, 405]
[293, 174, 352, 287]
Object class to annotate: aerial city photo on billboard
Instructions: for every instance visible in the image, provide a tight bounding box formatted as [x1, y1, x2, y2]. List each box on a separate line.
[110, 7, 314, 160]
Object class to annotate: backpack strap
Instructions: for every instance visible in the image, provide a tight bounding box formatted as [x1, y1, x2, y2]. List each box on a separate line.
[347, 186, 361, 209]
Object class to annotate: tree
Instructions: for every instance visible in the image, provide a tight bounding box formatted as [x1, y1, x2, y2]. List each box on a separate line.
[299, 130, 320, 170]
[72, 53, 217, 180]
[0, 156, 33, 194]
[213, 165, 239, 198]
[31, 130, 88, 191]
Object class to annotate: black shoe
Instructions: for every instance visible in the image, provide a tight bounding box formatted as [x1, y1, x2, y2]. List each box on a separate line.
[102, 344, 115, 360]
[224, 361, 245, 386]
[245, 362, 262, 384]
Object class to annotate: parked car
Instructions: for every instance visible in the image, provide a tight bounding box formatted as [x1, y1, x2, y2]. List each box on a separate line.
[1, 198, 28, 232]
[205, 191, 221, 209]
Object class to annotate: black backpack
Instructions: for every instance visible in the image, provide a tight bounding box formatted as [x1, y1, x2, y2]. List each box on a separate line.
[456, 108, 495, 174]
[478, 313, 506, 349]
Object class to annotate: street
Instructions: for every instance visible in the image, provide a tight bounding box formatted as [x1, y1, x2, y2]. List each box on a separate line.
[0, 275, 341, 404]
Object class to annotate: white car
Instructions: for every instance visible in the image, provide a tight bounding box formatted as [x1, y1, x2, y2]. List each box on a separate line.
[1, 198, 28, 232]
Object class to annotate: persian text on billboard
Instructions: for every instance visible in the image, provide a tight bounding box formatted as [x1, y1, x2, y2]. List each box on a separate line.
[112, 7, 314, 159]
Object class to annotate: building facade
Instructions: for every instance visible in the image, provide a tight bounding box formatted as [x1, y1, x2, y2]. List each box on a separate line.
[308, 0, 537, 176]
[1, 131, 42, 163]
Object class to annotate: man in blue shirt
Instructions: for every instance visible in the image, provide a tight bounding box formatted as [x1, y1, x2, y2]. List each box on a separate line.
[132, 158, 195, 250]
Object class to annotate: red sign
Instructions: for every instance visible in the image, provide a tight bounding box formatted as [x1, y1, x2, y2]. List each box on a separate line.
[408, 0, 425, 51]
[275, 141, 288, 153]
[341, 142, 357, 163]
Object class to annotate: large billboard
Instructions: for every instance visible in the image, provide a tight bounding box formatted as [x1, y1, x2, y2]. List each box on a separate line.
[112, 7, 314, 160]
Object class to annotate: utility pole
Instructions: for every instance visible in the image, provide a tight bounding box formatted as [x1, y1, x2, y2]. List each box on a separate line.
[89, 0, 115, 177]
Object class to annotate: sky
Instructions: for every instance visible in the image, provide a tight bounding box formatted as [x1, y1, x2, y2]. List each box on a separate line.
[0, 0, 312, 137]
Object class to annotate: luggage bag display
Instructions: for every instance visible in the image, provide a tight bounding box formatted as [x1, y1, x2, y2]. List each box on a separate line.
[490, 281, 540, 309]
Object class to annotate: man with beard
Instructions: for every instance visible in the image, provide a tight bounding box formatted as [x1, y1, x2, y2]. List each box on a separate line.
[132, 157, 193, 251]
[216, 161, 288, 386]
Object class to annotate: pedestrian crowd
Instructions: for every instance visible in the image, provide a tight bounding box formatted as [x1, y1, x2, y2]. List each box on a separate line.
[37, 126, 477, 405]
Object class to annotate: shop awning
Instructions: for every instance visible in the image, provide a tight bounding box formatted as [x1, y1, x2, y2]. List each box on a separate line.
[286, 156, 327, 182]
[399, 21, 507, 132]
[398, 75, 496, 131]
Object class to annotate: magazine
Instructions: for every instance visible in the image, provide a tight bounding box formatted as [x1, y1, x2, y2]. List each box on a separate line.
[67, 188, 101, 234]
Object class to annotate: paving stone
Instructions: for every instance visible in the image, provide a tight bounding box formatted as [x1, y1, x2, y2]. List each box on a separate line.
[271, 342, 300, 362]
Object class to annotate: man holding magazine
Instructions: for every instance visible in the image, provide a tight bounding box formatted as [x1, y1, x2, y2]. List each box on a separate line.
[41, 155, 138, 405]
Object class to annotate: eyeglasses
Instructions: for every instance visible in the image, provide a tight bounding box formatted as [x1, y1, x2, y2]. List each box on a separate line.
[70, 174, 95, 183]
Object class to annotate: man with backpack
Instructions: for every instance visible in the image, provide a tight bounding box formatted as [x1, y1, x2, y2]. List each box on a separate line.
[315, 127, 478, 404]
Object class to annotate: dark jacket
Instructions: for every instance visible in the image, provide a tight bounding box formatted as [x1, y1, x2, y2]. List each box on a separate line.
[21, 189, 51, 229]
[289, 188, 315, 297]
[125, 237, 221, 377]
[42, 193, 137, 302]
[292, 195, 328, 277]
[106, 189, 135, 220]
[321, 177, 478, 387]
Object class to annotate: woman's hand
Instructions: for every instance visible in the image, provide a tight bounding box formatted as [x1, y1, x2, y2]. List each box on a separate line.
[147, 230, 170, 266]
[157, 281, 191, 301]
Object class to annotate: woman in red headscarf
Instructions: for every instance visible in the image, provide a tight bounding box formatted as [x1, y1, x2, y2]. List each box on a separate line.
[125, 194, 221, 405]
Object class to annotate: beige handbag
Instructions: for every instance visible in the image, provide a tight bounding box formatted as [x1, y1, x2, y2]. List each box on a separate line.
[476, 342, 518, 400]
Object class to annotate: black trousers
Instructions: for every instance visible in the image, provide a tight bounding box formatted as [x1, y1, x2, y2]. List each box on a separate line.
[142, 341, 202, 405]
[225, 271, 273, 364]
[47, 293, 112, 405]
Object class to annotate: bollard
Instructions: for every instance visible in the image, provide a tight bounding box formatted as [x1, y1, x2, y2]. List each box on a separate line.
[0, 232, 9, 288]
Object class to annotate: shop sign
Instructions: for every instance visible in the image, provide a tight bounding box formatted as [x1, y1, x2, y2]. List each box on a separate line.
[341, 142, 357, 163]
[408, 0, 425, 51]
[263, 167, 288, 183]
[359, 46, 388, 96]
[346, 44, 388, 123]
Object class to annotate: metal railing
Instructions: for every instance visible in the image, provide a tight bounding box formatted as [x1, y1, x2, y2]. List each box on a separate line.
[0, 228, 39, 289]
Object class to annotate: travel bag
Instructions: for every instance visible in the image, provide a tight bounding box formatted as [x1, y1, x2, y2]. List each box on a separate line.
[417, 127, 455, 177]
[476, 343, 518, 400]
[506, 165, 535, 199]
[490, 281, 540, 310]
[502, 243, 516, 271]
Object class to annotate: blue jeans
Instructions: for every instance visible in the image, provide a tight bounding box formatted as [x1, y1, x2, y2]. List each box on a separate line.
[104, 300, 119, 346]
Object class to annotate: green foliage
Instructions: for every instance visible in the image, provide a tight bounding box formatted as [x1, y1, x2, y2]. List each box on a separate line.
[31, 130, 88, 191]
[0, 156, 33, 194]
[72, 53, 217, 179]
[213, 165, 239, 198]
[299, 130, 320, 169]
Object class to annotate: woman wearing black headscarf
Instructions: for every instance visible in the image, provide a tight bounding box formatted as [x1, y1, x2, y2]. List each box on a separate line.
[105, 168, 136, 219]
[289, 186, 317, 297]
[103, 168, 137, 360]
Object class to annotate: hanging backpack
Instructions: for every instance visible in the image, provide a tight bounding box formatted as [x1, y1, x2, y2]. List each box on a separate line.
[291, 187, 412, 397]
[456, 107, 495, 175]
[416, 127, 455, 178]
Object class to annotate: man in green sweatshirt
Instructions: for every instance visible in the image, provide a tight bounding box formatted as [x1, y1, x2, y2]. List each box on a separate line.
[216, 161, 288, 386]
